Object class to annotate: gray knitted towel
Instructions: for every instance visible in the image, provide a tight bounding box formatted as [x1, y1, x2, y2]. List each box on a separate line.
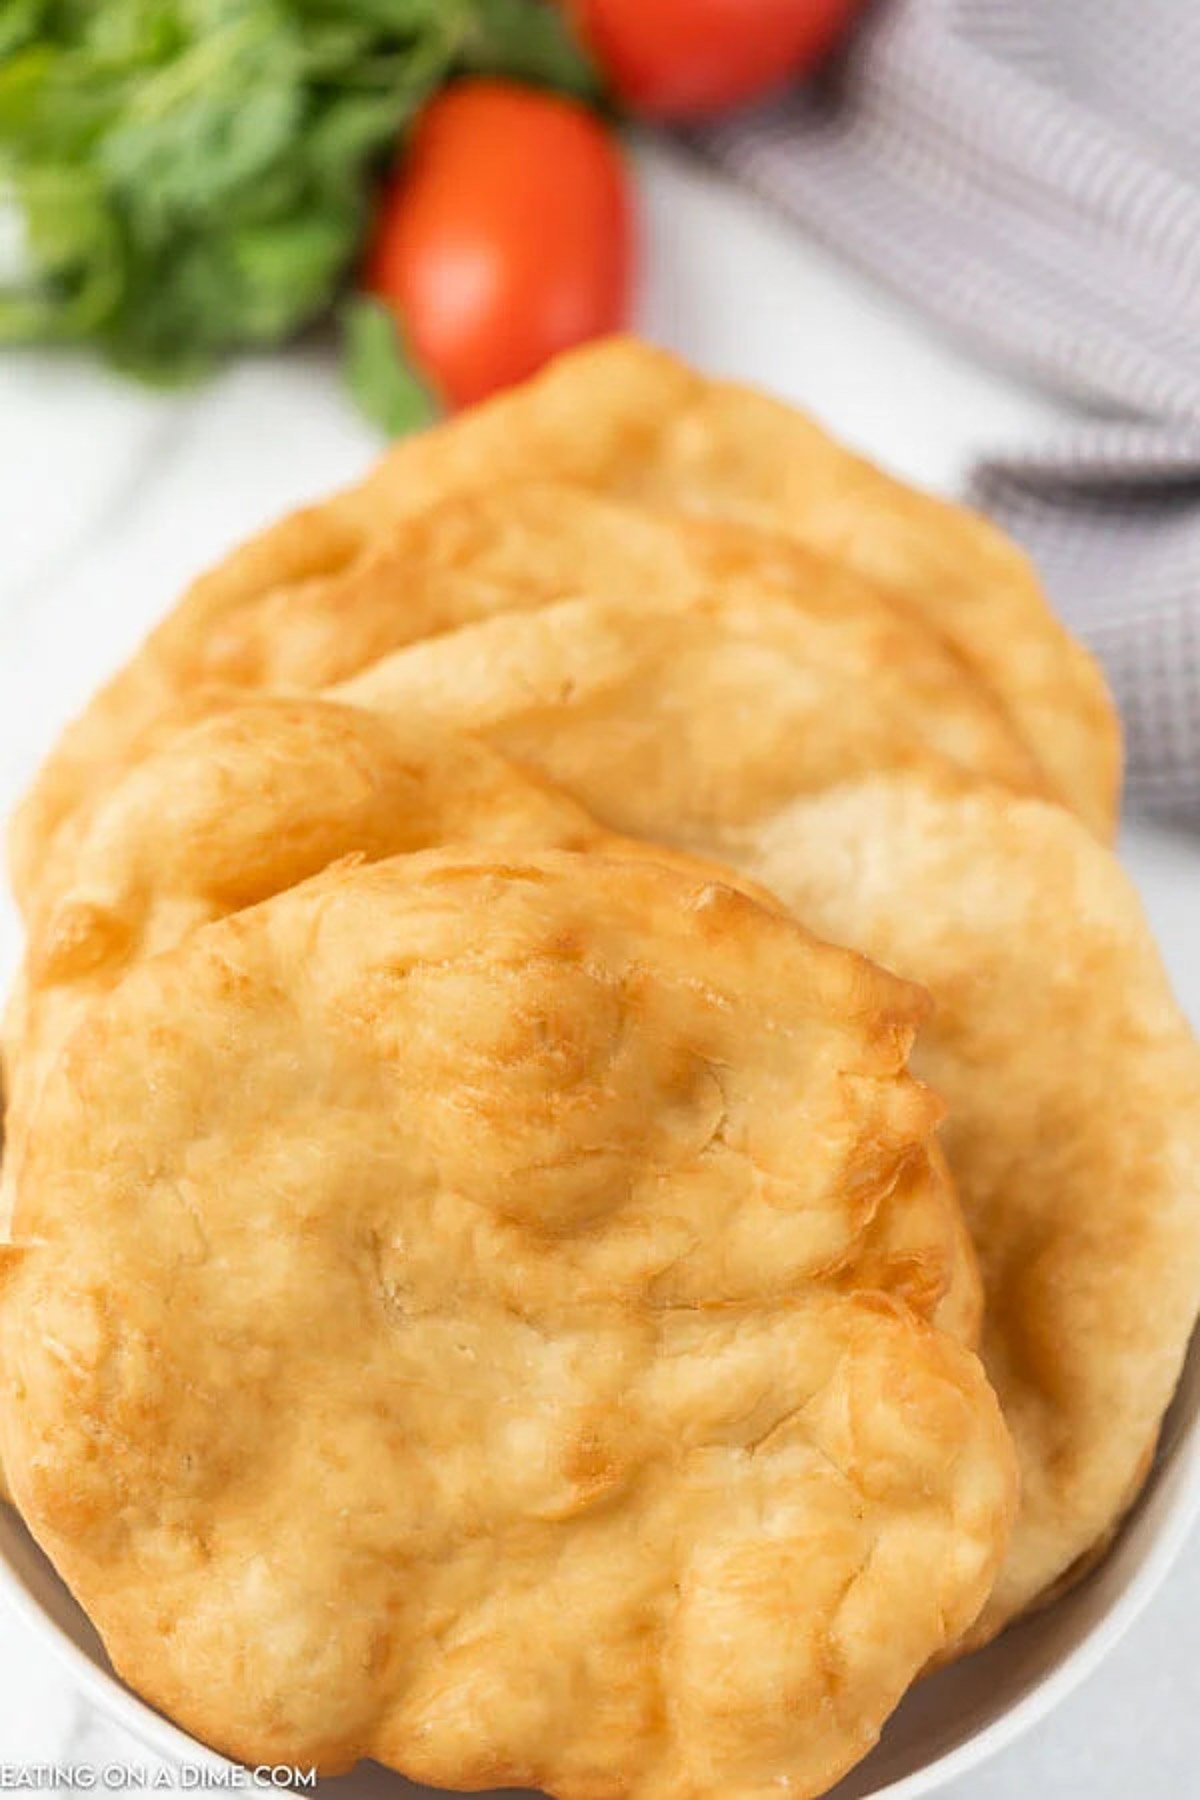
[704, 0, 1200, 820]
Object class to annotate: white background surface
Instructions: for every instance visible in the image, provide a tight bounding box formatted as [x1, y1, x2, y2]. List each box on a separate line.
[1, 141, 1198, 1792]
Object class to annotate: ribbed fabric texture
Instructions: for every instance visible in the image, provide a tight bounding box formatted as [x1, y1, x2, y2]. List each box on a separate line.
[704, 0, 1200, 819]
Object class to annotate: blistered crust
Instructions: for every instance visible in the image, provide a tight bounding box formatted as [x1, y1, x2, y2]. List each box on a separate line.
[334, 582, 1043, 867]
[13, 353, 1090, 909]
[6, 701, 601, 1116]
[325, 604, 1188, 1637]
[3, 697, 981, 1365]
[1, 852, 1015, 1794]
[346, 334, 1117, 831]
[749, 773, 1200, 1638]
[172, 336, 1118, 835]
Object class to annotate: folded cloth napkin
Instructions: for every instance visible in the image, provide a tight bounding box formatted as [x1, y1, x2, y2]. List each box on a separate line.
[703, 0, 1200, 820]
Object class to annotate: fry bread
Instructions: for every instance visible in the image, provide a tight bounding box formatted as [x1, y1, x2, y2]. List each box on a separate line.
[14, 375, 1093, 909]
[334, 622, 1199, 1637]
[0, 850, 1015, 1795]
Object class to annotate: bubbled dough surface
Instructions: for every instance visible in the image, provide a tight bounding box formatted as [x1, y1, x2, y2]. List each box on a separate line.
[16, 333, 1111, 858]
[12, 387, 1085, 912]
[750, 773, 1200, 1641]
[329, 627, 1199, 1641]
[1, 852, 1015, 1796]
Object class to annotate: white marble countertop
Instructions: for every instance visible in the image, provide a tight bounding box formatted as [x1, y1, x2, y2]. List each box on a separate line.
[1, 140, 1198, 1793]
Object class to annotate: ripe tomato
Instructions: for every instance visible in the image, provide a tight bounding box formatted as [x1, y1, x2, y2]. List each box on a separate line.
[365, 80, 632, 411]
[573, 0, 862, 119]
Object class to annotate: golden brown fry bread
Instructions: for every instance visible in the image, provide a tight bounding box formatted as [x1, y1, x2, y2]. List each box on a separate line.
[4, 696, 979, 1350]
[9, 479, 1053, 919]
[332, 623, 1199, 1637]
[746, 774, 1200, 1641]
[0, 851, 1016, 1795]
[4, 688, 768, 1119]
[337, 586, 1047, 867]
[0, 702, 611, 1514]
[3, 698, 598, 1142]
[11, 339, 1113, 897]
[342, 336, 1117, 831]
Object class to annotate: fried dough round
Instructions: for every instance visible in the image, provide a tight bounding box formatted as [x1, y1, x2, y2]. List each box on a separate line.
[0, 851, 1016, 1795]
[329, 623, 1199, 1637]
[12, 339, 1113, 899]
[10, 474, 1053, 916]
[3, 697, 979, 1351]
[336, 587, 1043, 868]
[1, 700, 598, 1182]
[346, 336, 1119, 832]
[748, 774, 1200, 1640]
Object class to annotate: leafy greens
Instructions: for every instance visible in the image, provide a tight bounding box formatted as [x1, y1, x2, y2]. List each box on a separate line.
[0, 0, 595, 381]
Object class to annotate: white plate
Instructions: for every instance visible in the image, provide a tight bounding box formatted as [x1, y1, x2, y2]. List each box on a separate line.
[1, 141, 1198, 1794]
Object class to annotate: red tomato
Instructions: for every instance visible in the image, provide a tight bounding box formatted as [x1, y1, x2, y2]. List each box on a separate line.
[573, 0, 862, 119]
[365, 80, 632, 411]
